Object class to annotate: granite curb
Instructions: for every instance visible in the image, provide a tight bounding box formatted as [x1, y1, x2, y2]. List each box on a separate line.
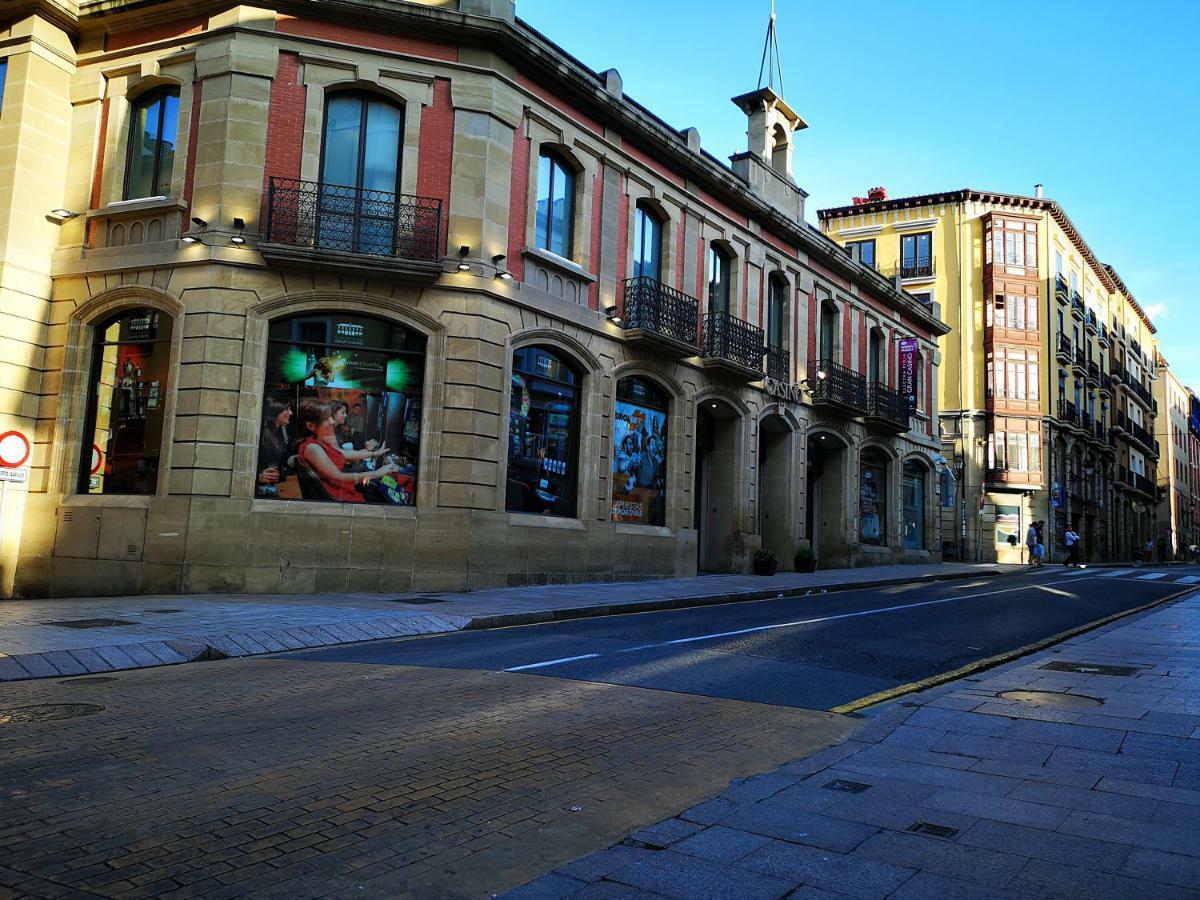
[0, 568, 999, 684]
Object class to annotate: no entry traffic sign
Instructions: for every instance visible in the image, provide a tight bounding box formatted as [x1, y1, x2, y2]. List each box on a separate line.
[0, 431, 31, 469]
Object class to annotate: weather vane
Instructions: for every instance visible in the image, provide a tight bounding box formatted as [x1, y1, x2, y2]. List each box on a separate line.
[757, 0, 785, 95]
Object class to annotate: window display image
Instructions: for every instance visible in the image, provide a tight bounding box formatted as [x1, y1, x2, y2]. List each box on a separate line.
[860, 448, 888, 546]
[82, 309, 173, 496]
[260, 314, 425, 505]
[611, 377, 668, 526]
[506, 347, 579, 518]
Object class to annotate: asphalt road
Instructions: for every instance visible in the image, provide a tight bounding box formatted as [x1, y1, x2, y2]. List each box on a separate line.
[283, 566, 1200, 710]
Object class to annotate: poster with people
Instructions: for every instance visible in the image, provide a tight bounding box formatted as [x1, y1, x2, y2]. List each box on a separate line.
[611, 395, 667, 526]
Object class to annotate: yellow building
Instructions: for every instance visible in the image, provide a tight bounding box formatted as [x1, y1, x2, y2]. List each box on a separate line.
[819, 189, 1161, 563]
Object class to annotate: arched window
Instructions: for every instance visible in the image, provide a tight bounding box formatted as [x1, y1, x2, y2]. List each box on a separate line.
[902, 460, 927, 550]
[506, 346, 580, 518]
[536, 150, 575, 258]
[633, 203, 663, 282]
[611, 376, 669, 526]
[318, 92, 404, 254]
[708, 243, 732, 315]
[124, 87, 180, 199]
[771, 123, 789, 173]
[81, 308, 175, 495]
[260, 313, 425, 505]
[860, 447, 889, 546]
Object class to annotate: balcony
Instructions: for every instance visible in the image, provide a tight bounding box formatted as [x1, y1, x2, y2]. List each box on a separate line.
[1081, 410, 1094, 432]
[1085, 310, 1099, 334]
[700, 311, 765, 379]
[765, 345, 791, 380]
[1072, 348, 1086, 375]
[1133, 471, 1156, 498]
[621, 276, 700, 358]
[865, 382, 910, 433]
[1056, 332, 1072, 363]
[1054, 274, 1069, 304]
[898, 259, 934, 280]
[1098, 323, 1110, 347]
[1131, 338, 1142, 357]
[809, 358, 867, 415]
[1086, 361, 1101, 386]
[1091, 421, 1107, 446]
[986, 467, 1044, 487]
[1071, 292, 1085, 320]
[261, 177, 443, 279]
[1057, 398, 1079, 428]
[1112, 411, 1127, 435]
[1126, 375, 1154, 409]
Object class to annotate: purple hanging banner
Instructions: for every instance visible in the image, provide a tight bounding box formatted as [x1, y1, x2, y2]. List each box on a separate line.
[899, 338, 919, 413]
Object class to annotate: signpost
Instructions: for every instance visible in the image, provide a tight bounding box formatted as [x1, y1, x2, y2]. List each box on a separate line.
[0, 430, 31, 565]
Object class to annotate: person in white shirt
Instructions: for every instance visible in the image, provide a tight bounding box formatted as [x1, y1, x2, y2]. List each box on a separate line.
[1064, 529, 1081, 567]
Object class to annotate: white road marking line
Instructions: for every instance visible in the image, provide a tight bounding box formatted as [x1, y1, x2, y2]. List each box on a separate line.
[1136, 572, 1167, 580]
[503, 653, 599, 672]
[502, 575, 1110, 672]
[1175, 575, 1200, 584]
[1100, 569, 1134, 577]
[1062, 569, 1090, 575]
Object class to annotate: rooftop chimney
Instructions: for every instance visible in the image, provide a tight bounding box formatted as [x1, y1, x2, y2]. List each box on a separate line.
[1035, 183, 1044, 198]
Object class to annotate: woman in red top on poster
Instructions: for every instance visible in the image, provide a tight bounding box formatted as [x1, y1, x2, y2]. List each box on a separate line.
[295, 399, 397, 502]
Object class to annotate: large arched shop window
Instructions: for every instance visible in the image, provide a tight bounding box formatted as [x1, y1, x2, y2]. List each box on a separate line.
[80, 308, 175, 495]
[611, 376, 670, 526]
[124, 86, 180, 199]
[506, 346, 581, 518]
[860, 447, 890, 546]
[902, 460, 927, 550]
[319, 92, 404, 255]
[259, 313, 425, 506]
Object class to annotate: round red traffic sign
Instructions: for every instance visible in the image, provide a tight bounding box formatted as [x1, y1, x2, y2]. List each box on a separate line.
[90, 443, 103, 475]
[0, 431, 30, 468]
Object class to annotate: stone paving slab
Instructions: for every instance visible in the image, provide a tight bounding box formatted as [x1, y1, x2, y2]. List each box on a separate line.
[504, 590, 1200, 899]
[0, 563, 1002, 683]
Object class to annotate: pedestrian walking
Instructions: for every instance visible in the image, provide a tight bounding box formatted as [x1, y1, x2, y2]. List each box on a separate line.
[1035, 520, 1046, 566]
[1026, 521, 1040, 567]
[1065, 528, 1081, 567]
[1157, 534, 1169, 564]
[1190, 543, 1199, 564]
[1144, 538, 1155, 564]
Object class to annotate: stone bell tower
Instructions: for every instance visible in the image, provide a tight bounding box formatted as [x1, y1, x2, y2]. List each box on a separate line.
[730, 2, 808, 222]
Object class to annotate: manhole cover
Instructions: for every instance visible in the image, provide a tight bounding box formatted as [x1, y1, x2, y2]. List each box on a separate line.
[998, 690, 1103, 709]
[392, 596, 449, 605]
[57, 677, 118, 685]
[1041, 661, 1139, 677]
[0, 704, 105, 724]
[41, 618, 135, 629]
[909, 822, 960, 839]
[144, 608, 183, 614]
[824, 779, 872, 794]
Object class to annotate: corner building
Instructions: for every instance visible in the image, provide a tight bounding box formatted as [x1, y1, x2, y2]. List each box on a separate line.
[820, 189, 1160, 564]
[0, 0, 947, 598]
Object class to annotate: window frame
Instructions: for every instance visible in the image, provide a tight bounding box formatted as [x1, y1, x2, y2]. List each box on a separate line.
[318, 91, 405, 194]
[766, 274, 788, 351]
[632, 202, 664, 283]
[708, 243, 733, 316]
[536, 149, 576, 259]
[900, 231, 932, 277]
[123, 85, 182, 201]
[846, 239, 876, 269]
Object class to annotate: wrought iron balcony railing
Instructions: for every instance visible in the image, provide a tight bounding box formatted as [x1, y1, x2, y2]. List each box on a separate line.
[866, 381, 909, 429]
[765, 345, 790, 380]
[700, 311, 764, 374]
[899, 259, 934, 279]
[809, 358, 867, 412]
[1056, 332, 1072, 361]
[1133, 472, 1156, 497]
[1073, 348, 1087, 370]
[264, 177, 442, 261]
[1054, 274, 1069, 302]
[1085, 310, 1098, 332]
[1071, 293, 1085, 318]
[621, 276, 699, 348]
[1058, 397, 1079, 427]
[1087, 361, 1101, 383]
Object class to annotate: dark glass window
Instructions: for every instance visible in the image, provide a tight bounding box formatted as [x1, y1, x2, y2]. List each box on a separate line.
[260, 314, 425, 505]
[846, 239, 876, 269]
[767, 276, 786, 350]
[860, 447, 889, 546]
[506, 347, 580, 517]
[318, 93, 403, 255]
[536, 150, 575, 258]
[611, 377, 669, 526]
[900, 232, 932, 277]
[819, 303, 838, 361]
[633, 203, 663, 282]
[81, 309, 174, 495]
[708, 244, 732, 315]
[124, 87, 180, 199]
[868, 330, 884, 384]
[902, 460, 926, 550]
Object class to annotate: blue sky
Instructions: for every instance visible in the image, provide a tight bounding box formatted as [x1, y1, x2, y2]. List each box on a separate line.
[518, 0, 1200, 388]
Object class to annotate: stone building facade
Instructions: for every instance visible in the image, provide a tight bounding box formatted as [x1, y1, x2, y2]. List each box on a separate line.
[0, 0, 947, 598]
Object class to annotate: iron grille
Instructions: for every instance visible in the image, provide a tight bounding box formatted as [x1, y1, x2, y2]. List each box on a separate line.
[1058, 398, 1078, 426]
[264, 177, 442, 261]
[809, 358, 867, 412]
[867, 382, 909, 428]
[766, 345, 791, 380]
[701, 311, 764, 373]
[622, 276, 699, 347]
[1056, 333, 1072, 359]
[899, 260, 934, 279]
[1054, 274, 1069, 300]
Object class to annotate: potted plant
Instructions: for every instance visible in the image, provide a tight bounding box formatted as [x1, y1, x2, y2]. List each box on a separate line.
[794, 546, 817, 573]
[752, 548, 778, 576]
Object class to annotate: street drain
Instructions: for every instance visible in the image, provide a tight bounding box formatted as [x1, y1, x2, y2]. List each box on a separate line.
[41, 618, 135, 629]
[57, 677, 118, 685]
[0, 704, 105, 724]
[1040, 661, 1140, 677]
[998, 690, 1103, 709]
[908, 822, 960, 839]
[824, 779, 872, 794]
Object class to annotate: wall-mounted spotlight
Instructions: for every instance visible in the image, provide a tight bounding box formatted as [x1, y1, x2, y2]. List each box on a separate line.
[457, 246, 472, 271]
[230, 217, 246, 246]
[191, 216, 208, 229]
[48, 208, 80, 223]
[604, 304, 623, 327]
[492, 254, 513, 281]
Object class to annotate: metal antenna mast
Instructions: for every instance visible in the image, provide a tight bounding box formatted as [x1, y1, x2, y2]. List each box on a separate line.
[756, 0, 785, 96]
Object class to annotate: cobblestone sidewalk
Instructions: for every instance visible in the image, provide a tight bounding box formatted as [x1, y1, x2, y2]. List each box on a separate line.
[506, 590, 1200, 899]
[0, 563, 999, 682]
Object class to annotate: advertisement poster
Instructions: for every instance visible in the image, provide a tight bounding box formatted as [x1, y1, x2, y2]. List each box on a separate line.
[610, 400, 667, 525]
[860, 467, 882, 544]
[898, 338, 919, 414]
